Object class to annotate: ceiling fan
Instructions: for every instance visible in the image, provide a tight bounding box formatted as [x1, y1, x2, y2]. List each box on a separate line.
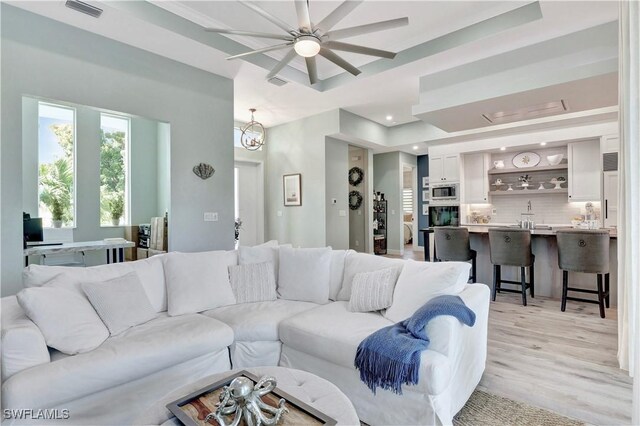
[205, 0, 408, 85]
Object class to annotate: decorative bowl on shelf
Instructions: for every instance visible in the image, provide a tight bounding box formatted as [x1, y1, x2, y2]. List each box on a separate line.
[547, 154, 564, 166]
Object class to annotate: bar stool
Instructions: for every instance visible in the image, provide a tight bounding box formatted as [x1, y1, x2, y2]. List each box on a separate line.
[556, 229, 610, 318]
[488, 228, 535, 306]
[434, 227, 477, 283]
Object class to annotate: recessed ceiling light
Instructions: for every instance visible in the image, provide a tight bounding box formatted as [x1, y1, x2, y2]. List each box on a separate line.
[412, 146, 419, 150]
[386, 115, 393, 121]
[500, 147, 506, 151]
[540, 142, 547, 146]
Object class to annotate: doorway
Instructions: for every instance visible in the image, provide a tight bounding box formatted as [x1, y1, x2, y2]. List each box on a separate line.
[402, 165, 418, 253]
[234, 161, 264, 247]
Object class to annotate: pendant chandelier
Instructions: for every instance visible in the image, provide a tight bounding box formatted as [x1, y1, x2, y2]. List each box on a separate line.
[240, 108, 266, 151]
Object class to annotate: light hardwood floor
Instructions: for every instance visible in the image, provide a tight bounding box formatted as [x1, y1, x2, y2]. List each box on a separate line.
[388, 250, 632, 425]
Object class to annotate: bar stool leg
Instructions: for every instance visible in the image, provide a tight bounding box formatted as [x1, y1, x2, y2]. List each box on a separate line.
[471, 256, 477, 283]
[520, 267, 527, 306]
[492, 265, 498, 301]
[605, 273, 610, 308]
[530, 263, 535, 298]
[561, 270, 568, 312]
[496, 265, 502, 294]
[597, 274, 605, 319]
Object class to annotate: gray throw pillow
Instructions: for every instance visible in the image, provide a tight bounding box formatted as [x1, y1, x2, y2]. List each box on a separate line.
[348, 267, 402, 313]
[228, 262, 277, 304]
[82, 272, 157, 335]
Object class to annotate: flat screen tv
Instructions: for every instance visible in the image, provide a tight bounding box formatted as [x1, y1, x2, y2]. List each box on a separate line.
[23, 217, 44, 244]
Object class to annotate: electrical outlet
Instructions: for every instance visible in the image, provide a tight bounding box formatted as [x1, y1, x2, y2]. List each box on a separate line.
[277, 211, 283, 217]
[355, 240, 359, 246]
[391, 210, 395, 215]
[492, 208, 497, 215]
[358, 210, 362, 215]
[204, 212, 218, 222]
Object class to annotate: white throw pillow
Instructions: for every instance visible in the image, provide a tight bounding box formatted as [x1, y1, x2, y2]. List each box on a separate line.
[348, 267, 402, 313]
[164, 251, 237, 316]
[383, 260, 471, 322]
[238, 243, 292, 283]
[16, 283, 109, 355]
[278, 247, 332, 304]
[337, 252, 405, 301]
[228, 262, 277, 304]
[82, 272, 157, 335]
[329, 250, 352, 301]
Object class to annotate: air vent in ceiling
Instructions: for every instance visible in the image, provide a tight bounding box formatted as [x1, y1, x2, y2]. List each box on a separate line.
[603, 152, 618, 171]
[65, 0, 103, 18]
[482, 100, 569, 124]
[267, 76, 288, 87]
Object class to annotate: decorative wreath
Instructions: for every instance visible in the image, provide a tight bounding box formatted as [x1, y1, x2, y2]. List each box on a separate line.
[349, 190, 363, 210]
[348, 167, 364, 186]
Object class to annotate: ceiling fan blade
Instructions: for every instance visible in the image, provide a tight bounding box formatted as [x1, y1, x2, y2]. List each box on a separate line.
[305, 56, 319, 85]
[266, 49, 298, 79]
[239, 1, 296, 34]
[205, 28, 293, 41]
[318, 48, 361, 76]
[315, 0, 363, 33]
[323, 41, 396, 59]
[325, 17, 408, 40]
[226, 42, 294, 60]
[294, 0, 312, 31]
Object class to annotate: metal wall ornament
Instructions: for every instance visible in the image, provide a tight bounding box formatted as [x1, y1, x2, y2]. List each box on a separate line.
[349, 190, 363, 210]
[241, 108, 266, 151]
[348, 166, 364, 186]
[193, 163, 215, 180]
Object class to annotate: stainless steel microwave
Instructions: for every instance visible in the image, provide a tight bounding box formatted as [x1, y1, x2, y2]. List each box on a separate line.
[431, 182, 459, 202]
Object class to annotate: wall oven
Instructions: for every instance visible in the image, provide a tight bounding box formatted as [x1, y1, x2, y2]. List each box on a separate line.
[429, 205, 460, 227]
[431, 182, 459, 203]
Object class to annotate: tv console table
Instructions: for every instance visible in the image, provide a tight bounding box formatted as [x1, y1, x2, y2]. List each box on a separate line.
[24, 240, 135, 266]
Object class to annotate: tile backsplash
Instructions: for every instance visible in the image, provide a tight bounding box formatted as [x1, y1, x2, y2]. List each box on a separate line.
[466, 194, 600, 225]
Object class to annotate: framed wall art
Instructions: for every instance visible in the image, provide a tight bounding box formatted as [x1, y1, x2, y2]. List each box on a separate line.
[283, 174, 302, 206]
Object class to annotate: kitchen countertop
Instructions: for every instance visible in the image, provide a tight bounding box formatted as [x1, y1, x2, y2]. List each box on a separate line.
[460, 224, 617, 238]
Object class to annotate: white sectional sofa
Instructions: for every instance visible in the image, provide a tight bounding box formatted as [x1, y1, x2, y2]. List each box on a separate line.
[1, 244, 490, 426]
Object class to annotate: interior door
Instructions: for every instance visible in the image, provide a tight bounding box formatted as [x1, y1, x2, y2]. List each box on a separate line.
[603, 171, 618, 228]
[234, 162, 263, 246]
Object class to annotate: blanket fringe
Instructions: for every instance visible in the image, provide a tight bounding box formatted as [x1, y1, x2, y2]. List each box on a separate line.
[355, 346, 420, 395]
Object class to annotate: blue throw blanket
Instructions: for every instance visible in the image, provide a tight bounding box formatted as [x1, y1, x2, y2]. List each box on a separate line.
[354, 295, 476, 395]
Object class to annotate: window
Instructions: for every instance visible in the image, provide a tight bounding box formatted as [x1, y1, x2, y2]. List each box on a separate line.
[402, 188, 413, 214]
[234, 127, 263, 150]
[38, 103, 76, 228]
[100, 114, 130, 226]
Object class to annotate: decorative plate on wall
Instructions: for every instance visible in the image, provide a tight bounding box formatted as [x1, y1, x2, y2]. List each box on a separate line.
[512, 152, 541, 168]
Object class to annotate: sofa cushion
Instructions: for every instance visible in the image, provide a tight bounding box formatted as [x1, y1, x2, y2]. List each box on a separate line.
[348, 266, 401, 313]
[238, 242, 290, 283]
[1, 313, 233, 410]
[228, 262, 277, 304]
[384, 260, 471, 323]
[17, 282, 109, 355]
[278, 247, 332, 304]
[279, 301, 393, 369]
[337, 253, 405, 301]
[1, 296, 50, 380]
[279, 301, 452, 396]
[82, 272, 157, 335]
[164, 251, 237, 316]
[203, 299, 318, 342]
[23, 255, 168, 312]
[329, 250, 351, 301]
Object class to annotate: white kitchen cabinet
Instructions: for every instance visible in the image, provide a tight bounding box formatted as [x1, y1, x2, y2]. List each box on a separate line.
[462, 153, 490, 203]
[429, 154, 459, 182]
[603, 171, 618, 228]
[568, 140, 601, 202]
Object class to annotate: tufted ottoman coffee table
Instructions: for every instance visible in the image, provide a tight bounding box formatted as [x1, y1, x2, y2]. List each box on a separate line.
[134, 366, 360, 425]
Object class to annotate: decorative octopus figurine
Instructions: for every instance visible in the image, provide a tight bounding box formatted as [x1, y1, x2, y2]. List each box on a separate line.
[205, 376, 288, 426]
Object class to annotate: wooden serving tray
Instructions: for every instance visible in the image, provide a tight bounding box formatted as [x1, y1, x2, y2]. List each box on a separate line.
[167, 371, 337, 426]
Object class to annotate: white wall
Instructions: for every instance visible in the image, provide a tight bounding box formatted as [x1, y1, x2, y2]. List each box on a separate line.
[265, 110, 340, 247]
[325, 138, 349, 249]
[349, 146, 367, 251]
[1, 5, 234, 295]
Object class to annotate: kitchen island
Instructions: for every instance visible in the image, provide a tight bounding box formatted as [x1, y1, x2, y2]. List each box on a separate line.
[421, 225, 618, 306]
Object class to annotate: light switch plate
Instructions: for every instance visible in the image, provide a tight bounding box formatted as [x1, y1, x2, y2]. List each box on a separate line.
[277, 211, 283, 217]
[204, 212, 218, 222]
[339, 210, 346, 217]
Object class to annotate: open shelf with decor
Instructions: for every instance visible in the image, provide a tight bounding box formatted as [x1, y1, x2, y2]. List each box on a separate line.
[373, 199, 387, 255]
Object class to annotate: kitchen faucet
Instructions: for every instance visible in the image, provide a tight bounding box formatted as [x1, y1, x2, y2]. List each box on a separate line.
[527, 200, 532, 212]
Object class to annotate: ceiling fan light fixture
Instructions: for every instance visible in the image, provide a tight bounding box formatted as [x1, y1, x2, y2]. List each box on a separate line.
[294, 36, 321, 57]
